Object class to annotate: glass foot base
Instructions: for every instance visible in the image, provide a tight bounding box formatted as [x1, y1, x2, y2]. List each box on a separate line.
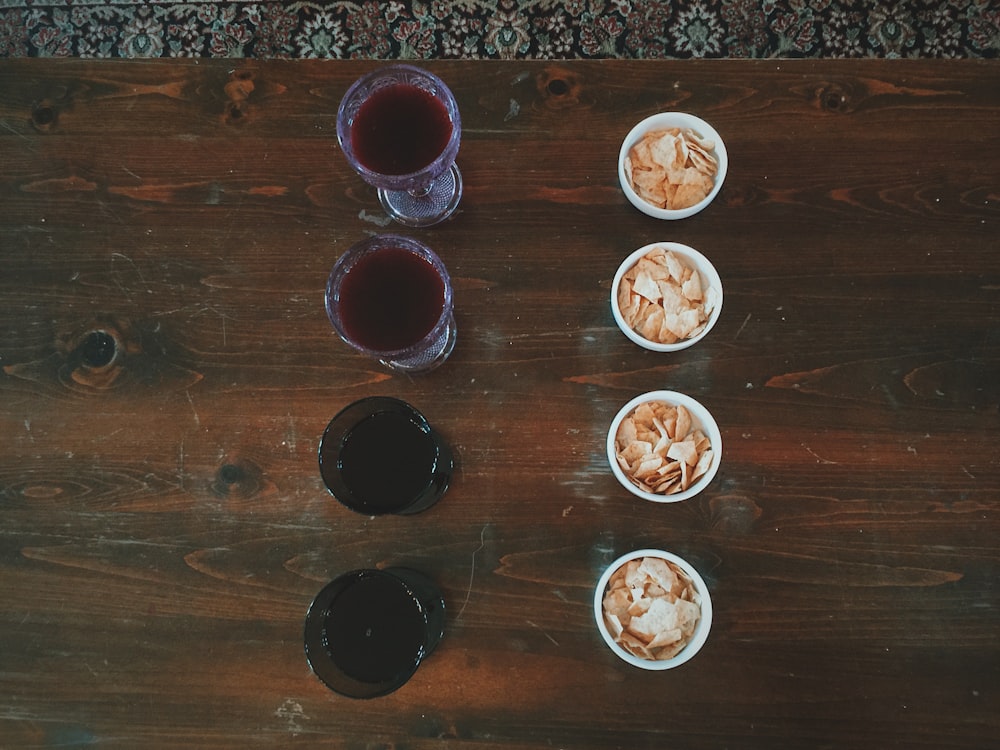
[379, 164, 463, 228]
[379, 315, 457, 373]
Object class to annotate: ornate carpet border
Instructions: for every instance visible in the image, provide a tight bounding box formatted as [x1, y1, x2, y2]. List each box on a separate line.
[2, 1, 998, 58]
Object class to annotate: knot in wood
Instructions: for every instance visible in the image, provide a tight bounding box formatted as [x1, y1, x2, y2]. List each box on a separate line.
[537, 67, 584, 110]
[212, 458, 265, 499]
[31, 100, 59, 132]
[65, 322, 129, 390]
[79, 330, 118, 369]
[815, 81, 854, 113]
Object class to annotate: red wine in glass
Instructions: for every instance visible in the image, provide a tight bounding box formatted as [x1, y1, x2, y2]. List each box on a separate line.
[304, 567, 446, 699]
[318, 396, 453, 516]
[326, 234, 456, 373]
[338, 65, 463, 227]
[351, 83, 453, 177]
[337, 245, 444, 352]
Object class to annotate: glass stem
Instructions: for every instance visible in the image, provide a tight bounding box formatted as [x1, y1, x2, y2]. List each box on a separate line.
[408, 182, 434, 198]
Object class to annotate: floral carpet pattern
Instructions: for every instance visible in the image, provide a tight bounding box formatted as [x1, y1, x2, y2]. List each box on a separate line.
[1, 0, 998, 58]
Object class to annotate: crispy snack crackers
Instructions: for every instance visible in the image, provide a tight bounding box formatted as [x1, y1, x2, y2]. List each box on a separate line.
[617, 246, 718, 345]
[602, 556, 702, 661]
[624, 127, 718, 210]
[613, 399, 713, 496]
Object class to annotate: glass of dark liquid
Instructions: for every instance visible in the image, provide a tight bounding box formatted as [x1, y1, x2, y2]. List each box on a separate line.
[319, 396, 453, 516]
[337, 64, 463, 227]
[326, 234, 456, 373]
[304, 567, 446, 699]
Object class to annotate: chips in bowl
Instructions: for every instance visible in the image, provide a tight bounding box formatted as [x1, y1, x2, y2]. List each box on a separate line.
[624, 127, 718, 211]
[618, 112, 728, 220]
[594, 549, 713, 670]
[606, 390, 722, 503]
[611, 242, 722, 352]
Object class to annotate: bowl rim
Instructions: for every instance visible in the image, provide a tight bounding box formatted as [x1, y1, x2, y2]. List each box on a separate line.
[610, 241, 723, 352]
[593, 548, 713, 670]
[606, 390, 722, 503]
[617, 111, 728, 220]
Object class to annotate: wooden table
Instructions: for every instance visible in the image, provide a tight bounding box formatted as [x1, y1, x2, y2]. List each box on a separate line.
[1, 59, 997, 749]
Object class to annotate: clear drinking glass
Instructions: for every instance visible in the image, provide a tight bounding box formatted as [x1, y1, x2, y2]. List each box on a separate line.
[304, 567, 446, 699]
[337, 64, 463, 227]
[325, 234, 456, 373]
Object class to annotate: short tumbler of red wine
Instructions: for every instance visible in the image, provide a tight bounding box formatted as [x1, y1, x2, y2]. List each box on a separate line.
[337, 64, 463, 227]
[326, 234, 456, 373]
[304, 567, 446, 699]
[318, 396, 453, 516]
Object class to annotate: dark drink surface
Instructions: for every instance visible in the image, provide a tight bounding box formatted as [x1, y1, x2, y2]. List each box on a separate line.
[324, 573, 426, 684]
[337, 410, 437, 513]
[338, 247, 445, 352]
[351, 83, 452, 175]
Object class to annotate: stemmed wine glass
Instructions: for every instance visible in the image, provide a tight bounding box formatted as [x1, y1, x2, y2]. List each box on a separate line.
[325, 234, 457, 373]
[337, 65, 463, 228]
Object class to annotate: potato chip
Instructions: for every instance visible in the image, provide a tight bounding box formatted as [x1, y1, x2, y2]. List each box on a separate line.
[616, 247, 716, 345]
[613, 400, 714, 496]
[625, 127, 719, 210]
[602, 556, 702, 661]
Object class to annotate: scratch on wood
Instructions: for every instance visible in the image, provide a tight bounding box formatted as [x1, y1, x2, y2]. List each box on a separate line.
[802, 443, 837, 464]
[456, 525, 487, 621]
[110, 251, 151, 300]
[526, 619, 559, 646]
[0, 118, 32, 143]
[186, 390, 200, 426]
[188, 305, 234, 346]
[109, 252, 135, 300]
[111, 251, 145, 281]
[733, 312, 752, 341]
[178, 440, 185, 491]
[284, 413, 297, 453]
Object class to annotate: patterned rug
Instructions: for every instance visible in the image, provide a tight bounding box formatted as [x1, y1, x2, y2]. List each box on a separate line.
[2, 1, 998, 58]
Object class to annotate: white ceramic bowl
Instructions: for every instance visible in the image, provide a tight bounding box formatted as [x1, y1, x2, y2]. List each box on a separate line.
[611, 241, 722, 352]
[594, 548, 713, 670]
[607, 390, 722, 503]
[618, 112, 728, 220]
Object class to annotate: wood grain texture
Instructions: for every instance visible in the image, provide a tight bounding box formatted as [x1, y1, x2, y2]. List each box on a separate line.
[1, 59, 998, 749]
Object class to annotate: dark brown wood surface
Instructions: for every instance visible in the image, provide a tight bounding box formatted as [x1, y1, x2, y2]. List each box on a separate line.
[1, 59, 998, 749]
